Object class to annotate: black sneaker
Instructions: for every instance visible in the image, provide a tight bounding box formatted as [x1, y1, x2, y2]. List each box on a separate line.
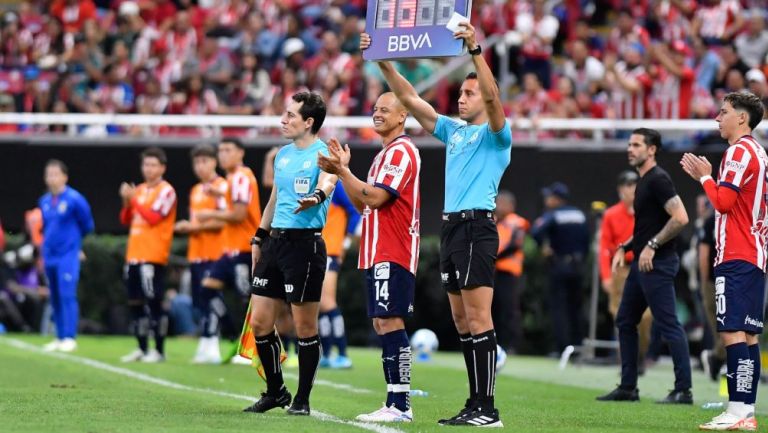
[708, 353, 725, 382]
[437, 398, 475, 425]
[443, 406, 503, 428]
[243, 388, 292, 413]
[656, 389, 693, 405]
[286, 399, 310, 416]
[596, 386, 639, 402]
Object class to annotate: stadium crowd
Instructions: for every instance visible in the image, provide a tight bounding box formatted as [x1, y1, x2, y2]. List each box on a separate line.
[1, 1, 768, 137]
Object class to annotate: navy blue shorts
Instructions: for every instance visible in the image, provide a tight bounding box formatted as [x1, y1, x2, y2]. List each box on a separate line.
[327, 255, 341, 272]
[125, 263, 166, 302]
[714, 260, 766, 334]
[190, 261, 214, 310]
[365, 261, 415, 318]
[206, 252, 252, 296]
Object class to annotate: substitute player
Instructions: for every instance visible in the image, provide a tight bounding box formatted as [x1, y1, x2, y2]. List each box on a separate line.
[597, 128, 692, 404]
[244, 92, 336, 416]
[174, 145, 227, 343]
[318, 91, 421, 422]
[119, 147, 177, 363]
[681, 92, 766, 431]
[318, 181, 360, 369]
[40, 160, 94, 352]
[193, 137, 261, 363]
[361, 21, 510, 427]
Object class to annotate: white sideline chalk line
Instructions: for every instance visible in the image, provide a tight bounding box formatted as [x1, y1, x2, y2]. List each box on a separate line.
[283, 372, 372, 394]
[1, 338, 404, 433]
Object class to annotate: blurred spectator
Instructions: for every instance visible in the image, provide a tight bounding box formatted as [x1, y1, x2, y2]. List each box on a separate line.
[714, 43, 750, 91]
[648, 41, 695, 119]
[691, 0, 744, 46]
[1, 12, 33, 69]
[90, 63, 134, 115]
[562, 39, 605, 95]
[306, 30, 354, 90]
[187, 32, 234, 99]
[516, 0, 559, 89]
[745, 68, 768, 111]
[1, 243, 49, 333]
[0, 94, 20, 134]
[513, 72, 550, 119]
[14, 66, 50, 115]
[547, 76, 580, 120]
[570, 17, 605, 58]
[648, 0, 695, 43]
[165, 10, 198, 65]
[235, 12, 279, 66]
[607, 8, 650, 55]
[50, 0, 97, 34]
[167, 74, 218, 116]
[692, 38, 721, 91]
[603, 45, 652, 119]
[31, 17, 71, 69]
[734, 13, 768, 69]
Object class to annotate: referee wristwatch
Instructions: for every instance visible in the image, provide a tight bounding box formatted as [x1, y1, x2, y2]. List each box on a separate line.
[647, 238, 660, 250]
[468, 45, 482, 56]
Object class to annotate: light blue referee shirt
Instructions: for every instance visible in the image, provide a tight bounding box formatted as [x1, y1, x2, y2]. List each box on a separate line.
[432, 115, 512, 212]
[272, 139, 333, 229]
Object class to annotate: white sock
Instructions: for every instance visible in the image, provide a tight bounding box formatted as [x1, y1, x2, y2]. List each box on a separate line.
[727, 401, 755, 418]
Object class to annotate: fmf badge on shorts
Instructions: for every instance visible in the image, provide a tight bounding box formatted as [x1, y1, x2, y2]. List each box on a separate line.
[374, 262, 390, 280]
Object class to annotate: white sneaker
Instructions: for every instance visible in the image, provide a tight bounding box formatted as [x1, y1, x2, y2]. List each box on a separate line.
[120, 349, 146, 363]
[192, 337, 222, 364]
[699, 411, 757, 431]
[141, 349, 166, 363]
[58, 338, 77, 352]
[43, 339, 62, 352]
[356, 405, 413, 423]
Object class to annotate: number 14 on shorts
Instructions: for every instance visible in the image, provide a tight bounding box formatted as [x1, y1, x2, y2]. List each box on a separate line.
[374, 262, 390, 301]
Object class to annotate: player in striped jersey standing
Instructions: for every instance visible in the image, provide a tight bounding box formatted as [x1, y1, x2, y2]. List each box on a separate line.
[318, 92, 421, 423]
[681, 92, 767, 431]
[361, 20, 510, 427]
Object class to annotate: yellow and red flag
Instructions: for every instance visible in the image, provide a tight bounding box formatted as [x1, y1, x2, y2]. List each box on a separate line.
[236, 301, 287, 381]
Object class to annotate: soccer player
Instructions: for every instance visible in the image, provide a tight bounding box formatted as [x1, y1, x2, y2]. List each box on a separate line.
[681, 92, 766, 431]
[119, 147, 177, 363]
[361, 21, 511, 427]
[193, 137, 261, 363]
[39, 160, 94, 352]
[318, 181, 360, 369]
[597, 128, 692, 404]
[244, 92, 336, 416]
[174, 144, 227, 337]
[318, 91, 421, 422]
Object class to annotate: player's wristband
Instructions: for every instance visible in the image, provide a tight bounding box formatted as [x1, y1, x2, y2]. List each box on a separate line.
[252, 227, 269, 246]
[699, 175, 713, 185]
[312, 188, 327, 203]
[250, 236, 262, 247]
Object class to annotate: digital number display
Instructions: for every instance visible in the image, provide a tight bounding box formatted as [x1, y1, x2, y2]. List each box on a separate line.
[375, 0, 456, 28]
[364, 0, 472, 60]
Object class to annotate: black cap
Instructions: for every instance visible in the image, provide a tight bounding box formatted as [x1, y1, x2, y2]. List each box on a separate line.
[542, 182, 569, 200]
[617, 170, 639, 186]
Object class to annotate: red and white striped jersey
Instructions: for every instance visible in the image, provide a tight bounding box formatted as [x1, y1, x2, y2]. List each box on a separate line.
[714, 135, 768, 270]
[611, 62, 652, 119]
[358, 135, 421, 275]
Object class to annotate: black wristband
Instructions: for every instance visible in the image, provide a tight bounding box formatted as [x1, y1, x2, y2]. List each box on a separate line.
[313, 188, 327, 203]
[250, 236, 262, 247]
[255, 227, 269, 240]
[647, 238, 660, 250]
[468, 45, 482, 56]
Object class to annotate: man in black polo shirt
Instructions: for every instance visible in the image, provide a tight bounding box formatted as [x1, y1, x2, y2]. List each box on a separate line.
[597, 128, 693, 404]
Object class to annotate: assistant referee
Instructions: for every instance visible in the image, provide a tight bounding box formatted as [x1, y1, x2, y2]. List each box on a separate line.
[243, 92, 337, 416]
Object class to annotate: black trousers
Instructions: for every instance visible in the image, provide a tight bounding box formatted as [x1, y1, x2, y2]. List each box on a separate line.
[492, 271, 523, 352]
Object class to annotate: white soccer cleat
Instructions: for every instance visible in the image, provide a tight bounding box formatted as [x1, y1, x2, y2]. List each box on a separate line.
[43, 339, 62, 352]
[58, 338, 77, 352]
[699, 411, 757, 431]
[120, 349, 146, 363]
[140, 349, 166, 363]
[355, 405, 413, 423]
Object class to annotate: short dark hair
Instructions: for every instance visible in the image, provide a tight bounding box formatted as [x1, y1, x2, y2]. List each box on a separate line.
[631, 128, 662, 151]
[724, 91, 765, 131]
[220, 137, 244, 150]
[190, 144, 217, 159]
[292, 91, 326, 134]
[141, 147, 167, 165]
[465, 72, 478, 81]
[45, 159, 68, 175]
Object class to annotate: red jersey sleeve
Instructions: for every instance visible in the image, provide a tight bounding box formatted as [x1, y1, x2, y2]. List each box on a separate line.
[373, 145, 413, 198]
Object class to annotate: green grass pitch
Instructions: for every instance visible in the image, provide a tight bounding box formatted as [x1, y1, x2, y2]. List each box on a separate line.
[1, 334, 766, 432]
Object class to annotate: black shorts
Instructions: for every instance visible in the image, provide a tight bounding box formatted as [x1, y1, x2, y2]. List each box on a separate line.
[206, 252, 252, 296]
[125, 263, 166, 302]
[365, 261, 415, 318]
[440, 214, 499, 292]
[251, 230, 327, 303]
